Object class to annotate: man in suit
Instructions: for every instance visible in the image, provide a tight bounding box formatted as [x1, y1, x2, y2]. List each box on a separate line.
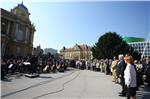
[117, 54, 127, 97]
[30, 55, 38, 74]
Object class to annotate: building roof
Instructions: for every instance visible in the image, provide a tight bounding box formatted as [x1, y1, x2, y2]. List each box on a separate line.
[1, 8, 33, 28]
[17, 2, 28, 13]
[123, 37, 145, 43]
[60, 44, 91, 52]
[78, 44, 91, 50]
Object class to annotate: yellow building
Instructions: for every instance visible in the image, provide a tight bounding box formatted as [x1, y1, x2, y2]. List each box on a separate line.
[60, 44, 92, 60]
[1, 2, 36, 57]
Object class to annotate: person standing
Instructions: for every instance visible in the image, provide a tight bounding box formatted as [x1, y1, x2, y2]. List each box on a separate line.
[30, 55, 38, 74]
[92, 60, 96, 71]
[111, 57, 118, 83]
[96, 60, 100, 71]
[124, 56, 137, 99]
[118, 54, 127, 96]
[143, 58, 150, 87]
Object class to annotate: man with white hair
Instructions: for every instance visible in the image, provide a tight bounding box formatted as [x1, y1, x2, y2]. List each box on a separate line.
[117, 54, 127, 97]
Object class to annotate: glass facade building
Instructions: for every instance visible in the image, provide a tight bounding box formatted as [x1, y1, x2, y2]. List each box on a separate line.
[128, 42, 150, 57]
[123, 37, 150, 57]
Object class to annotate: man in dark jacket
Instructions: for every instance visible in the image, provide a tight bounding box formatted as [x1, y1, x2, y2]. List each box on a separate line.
[29, 55, 38, 74]
[143, 59, 150, 87]
[117, 54, 127, 97]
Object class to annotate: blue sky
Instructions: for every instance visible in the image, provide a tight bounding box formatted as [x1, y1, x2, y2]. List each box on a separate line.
[1, 1, 150, 51]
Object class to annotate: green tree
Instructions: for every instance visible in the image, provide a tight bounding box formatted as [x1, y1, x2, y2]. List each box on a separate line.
[91, 32, 131, 59]
[129, 47, 141, 60]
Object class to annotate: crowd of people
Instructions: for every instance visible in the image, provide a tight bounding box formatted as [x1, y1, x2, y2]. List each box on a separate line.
[111, 54, 150, 99]
[1, 54, 69, 79]
[74, 54, 150, 99]
[76, 59, 112, 74]
[1, 54, 150, 99]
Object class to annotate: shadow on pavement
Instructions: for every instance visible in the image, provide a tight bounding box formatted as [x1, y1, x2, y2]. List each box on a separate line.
[1, 73, 23, 82]
[1, 78, 12, 82]
[38, 76, 52, 79]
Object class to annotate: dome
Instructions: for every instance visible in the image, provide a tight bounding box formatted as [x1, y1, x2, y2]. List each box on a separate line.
[17, 2, 28, 12]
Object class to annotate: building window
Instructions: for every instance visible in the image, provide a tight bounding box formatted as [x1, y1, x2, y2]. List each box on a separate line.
[1, 41, 6, 56]
[16, 47, 21, 55]
[1, 18, 8, 34]
[9, 22, 13, 35]
[16, 24, 25, 41]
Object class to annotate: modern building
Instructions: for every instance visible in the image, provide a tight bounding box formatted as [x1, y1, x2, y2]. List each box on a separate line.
[123, 37, 145, 43]
[123, 37, 150, 57]
[128, 42, 150, 58]
[44, 48, 57, 55]
[1, 2, 36, 57]
[60, 44, 92, 60]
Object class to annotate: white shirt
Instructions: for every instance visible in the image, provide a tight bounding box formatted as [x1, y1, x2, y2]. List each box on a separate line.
[124, 63, 137, 87]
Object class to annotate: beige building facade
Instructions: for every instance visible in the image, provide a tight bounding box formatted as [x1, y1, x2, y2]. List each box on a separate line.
[1, 2, 36, 57]
[60, 44, 92, 60]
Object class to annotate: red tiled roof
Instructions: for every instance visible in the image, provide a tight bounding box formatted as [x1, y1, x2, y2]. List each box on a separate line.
[79, 44, 91, 50]
[60, 44, 91, 52]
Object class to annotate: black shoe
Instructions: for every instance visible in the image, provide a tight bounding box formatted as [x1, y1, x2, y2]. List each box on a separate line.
[118, 92, 122, 94]
[118, 93, 126, 97]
